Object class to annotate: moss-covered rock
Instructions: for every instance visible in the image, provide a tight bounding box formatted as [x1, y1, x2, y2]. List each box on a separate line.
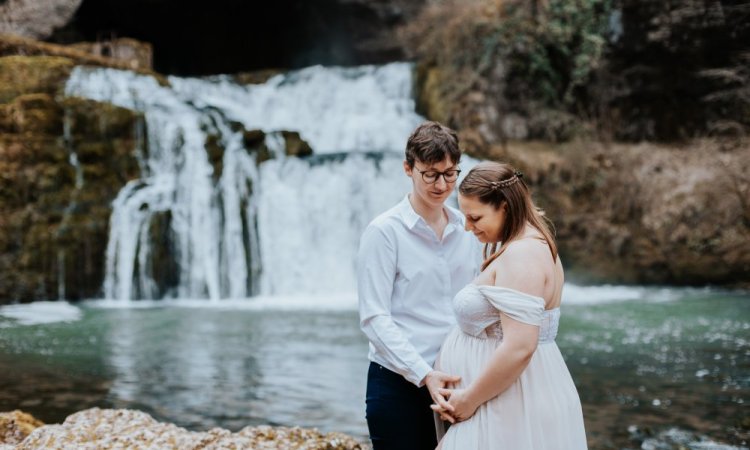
[0, 56, 74, 104]
[0, 56, 142, 303]
[414, 63, 451, 125]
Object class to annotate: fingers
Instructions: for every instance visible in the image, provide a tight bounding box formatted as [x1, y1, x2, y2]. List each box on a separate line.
[434, 393, 453, 412]
[431, 404, 456, 424]
[445, 374, 461, 383]
[435, 371, 461, 384]
[438, 388, 452, 397]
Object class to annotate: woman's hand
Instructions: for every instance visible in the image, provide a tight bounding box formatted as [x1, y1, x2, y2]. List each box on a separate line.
[423, 370, 461, 415]
[430, 402, 456, 423]
[437, 388, 480, 422]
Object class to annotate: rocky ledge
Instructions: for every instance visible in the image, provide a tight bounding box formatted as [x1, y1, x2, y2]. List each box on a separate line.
[0, 408, 368, 450]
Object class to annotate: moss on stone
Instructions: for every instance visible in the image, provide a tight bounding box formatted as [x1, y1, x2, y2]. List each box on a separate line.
[62, 97, 143, 140]
[0, 56, 75, 104]
[0, 83, 142, 302]
[415, 63, 450, 125]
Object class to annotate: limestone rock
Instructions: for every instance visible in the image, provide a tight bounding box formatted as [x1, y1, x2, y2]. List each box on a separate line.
[0, 410, 44, 446]
[0, 0, 83, 40]
[14, 408, 367, 450]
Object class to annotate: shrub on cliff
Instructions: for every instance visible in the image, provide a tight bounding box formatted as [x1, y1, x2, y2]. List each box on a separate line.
[402, 0, 612, 144]
[402, 0, 750, 144]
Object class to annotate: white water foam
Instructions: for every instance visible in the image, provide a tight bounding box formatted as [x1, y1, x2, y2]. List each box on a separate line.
[64, 63, 429, 302]
[172, 63, 425, 153]
[0, 301, 82, 326]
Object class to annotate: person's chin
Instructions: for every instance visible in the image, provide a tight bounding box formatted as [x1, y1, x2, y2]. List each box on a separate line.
[473, 232, 487, 243]
[428, 191, 450, 203]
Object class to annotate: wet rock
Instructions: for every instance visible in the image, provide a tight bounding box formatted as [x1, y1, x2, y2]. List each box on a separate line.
[281, 131, 313, 158]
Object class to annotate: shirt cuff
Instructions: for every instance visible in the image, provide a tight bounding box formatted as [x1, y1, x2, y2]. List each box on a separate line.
[412, 360, 434, 387]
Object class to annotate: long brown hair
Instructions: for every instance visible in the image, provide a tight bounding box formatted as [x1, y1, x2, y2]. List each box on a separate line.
[459, 161, 557, 270]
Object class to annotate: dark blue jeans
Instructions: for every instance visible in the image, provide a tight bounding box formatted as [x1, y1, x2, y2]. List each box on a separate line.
[365, 362, 437, 450]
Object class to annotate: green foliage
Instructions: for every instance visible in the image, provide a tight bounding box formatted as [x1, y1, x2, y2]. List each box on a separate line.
[497, 0, 613, 108]
[414, 0, 613, 110]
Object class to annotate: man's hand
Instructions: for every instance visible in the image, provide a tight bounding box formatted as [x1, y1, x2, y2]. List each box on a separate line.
[423, 370, 461, 418]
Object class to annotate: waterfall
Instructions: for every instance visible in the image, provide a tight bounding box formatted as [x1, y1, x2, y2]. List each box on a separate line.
[55, 107, 86, 300]
[65, 62, 436, 301]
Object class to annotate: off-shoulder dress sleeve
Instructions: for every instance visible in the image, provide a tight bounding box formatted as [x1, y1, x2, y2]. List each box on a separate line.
[474, 285, 545, 326]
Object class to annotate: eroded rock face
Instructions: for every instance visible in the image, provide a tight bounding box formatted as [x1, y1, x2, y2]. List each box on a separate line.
[0, 0, 83, 40]
[0, 55, 142, 302]
[14, 408, 367, 450]
[492, 139, 750, 286]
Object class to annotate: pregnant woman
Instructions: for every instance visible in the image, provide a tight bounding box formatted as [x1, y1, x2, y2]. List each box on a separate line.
[433, 161, 588, 450]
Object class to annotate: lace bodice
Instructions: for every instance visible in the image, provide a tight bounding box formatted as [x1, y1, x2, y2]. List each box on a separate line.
[452, 284, 559, 343]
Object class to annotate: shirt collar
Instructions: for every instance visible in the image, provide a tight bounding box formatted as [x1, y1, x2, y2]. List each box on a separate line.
[398, 194, 422, 229]
[398, 194, 464, 229]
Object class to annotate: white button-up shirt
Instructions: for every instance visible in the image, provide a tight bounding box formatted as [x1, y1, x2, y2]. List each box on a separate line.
[357, 194, 482, 386]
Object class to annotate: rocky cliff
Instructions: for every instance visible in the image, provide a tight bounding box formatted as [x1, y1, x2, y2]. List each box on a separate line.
[0, 55, 142, 301]
[405, 0, 750, 145]
[490, 139, 750, 286]
[401, 0, 750, 287]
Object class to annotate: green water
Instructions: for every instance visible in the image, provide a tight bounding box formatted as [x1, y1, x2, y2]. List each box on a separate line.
[0, 288, 748, 449]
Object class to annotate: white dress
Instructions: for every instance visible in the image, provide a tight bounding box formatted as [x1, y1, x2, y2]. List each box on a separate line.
[435, 284, 588, 450]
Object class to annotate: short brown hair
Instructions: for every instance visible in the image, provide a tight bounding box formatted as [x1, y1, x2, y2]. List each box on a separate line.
[405, 121, 461, 168]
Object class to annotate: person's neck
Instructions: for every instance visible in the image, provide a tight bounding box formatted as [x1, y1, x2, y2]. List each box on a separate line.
[408, 193, 446, 225]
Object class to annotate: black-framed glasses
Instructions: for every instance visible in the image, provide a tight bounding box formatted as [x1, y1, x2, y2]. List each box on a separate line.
[415, 168, 461, 184]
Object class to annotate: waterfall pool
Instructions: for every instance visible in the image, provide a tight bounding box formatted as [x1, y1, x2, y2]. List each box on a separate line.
[1, 285, 748, 449]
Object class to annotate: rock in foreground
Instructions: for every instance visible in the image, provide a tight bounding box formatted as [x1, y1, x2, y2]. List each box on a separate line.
[1, 408, 368, 450]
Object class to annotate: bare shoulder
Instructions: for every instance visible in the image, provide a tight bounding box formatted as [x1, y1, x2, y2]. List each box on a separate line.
[489, 240, 547, 296]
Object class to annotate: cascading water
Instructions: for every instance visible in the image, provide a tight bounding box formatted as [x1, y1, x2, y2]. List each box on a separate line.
[64, 63, 434, 300]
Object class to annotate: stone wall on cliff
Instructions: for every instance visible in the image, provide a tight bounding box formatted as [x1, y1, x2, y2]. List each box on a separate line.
[0, 55, 141, 302]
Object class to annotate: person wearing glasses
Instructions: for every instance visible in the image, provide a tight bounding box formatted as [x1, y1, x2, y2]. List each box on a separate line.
[358, 121, 481, 450]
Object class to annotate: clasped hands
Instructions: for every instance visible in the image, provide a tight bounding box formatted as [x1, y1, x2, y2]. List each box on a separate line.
[424, 370, 480, 424]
